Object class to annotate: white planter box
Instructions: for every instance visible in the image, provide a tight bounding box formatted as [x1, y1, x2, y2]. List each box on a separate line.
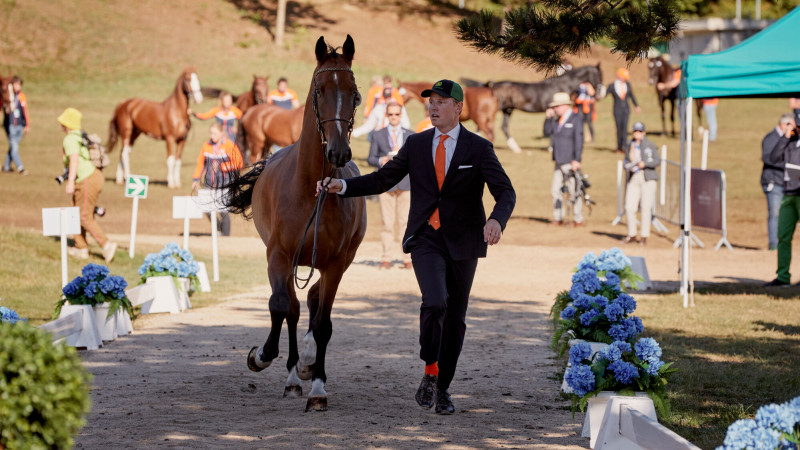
[177, 277, 192, 311]
[142, 276, 182, 314]
[59, 304, 103, 350]
[92, 303, 117, 342]
[583, 391, 651, 447]
[115, 308, 134, 336]
[562, 340, 609, 394]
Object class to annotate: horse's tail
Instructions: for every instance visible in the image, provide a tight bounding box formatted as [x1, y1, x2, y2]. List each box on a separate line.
[220, 159, 265, 219]
[107, 116, 119, 153]
[461, 78, 489, 88]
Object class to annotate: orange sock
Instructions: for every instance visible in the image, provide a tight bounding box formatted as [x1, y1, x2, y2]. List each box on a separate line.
[425, 362, 439, 377]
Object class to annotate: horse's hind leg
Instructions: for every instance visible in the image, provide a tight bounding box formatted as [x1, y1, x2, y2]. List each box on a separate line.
[247, 249, 291, 373]
[502, 110, 521, 153]
[116, 124, 137, 185]
[283, 280, 305, 397]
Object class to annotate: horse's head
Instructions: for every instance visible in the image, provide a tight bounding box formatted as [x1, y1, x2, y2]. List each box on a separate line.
[252, 75, 269, 104]
[312, 34, 360, 168]
[182, 68, 203, 104]
[584, 64, 606, 100]
[0, 76, 12, 115]
[647, 57, 665, 85]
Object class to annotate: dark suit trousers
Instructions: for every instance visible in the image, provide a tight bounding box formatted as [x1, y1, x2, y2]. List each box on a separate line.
[410, 225, 478, 391]
[615, 108, 630, 151]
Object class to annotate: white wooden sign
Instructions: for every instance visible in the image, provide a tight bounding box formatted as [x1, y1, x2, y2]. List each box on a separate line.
[172, 196, 204, 219]
[42, 207, 80, 236]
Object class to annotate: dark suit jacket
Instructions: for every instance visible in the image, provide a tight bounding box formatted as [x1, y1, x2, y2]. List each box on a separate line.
[543, 112, 583, 165]
[342, 126, 516, 260]
[367, 126, 413, 191]
[609, 81, 638, 115]
[762, 127, 785, 186]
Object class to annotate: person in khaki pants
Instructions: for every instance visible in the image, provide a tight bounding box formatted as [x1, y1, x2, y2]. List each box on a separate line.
[622, 121, 660, 245]
[58, 107, 117, 262]
[366, 102, 414, 268]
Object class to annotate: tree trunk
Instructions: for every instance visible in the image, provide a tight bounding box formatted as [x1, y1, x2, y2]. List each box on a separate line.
[276, 0, 287, 47]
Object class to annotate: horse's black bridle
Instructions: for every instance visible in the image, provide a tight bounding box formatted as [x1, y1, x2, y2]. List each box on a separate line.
[291, 65, 360, 290]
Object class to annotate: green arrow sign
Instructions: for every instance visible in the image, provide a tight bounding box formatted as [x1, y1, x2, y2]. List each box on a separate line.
[125, 175, 149, 199]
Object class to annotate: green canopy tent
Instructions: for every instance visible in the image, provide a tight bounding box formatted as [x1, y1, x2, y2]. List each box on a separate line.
[676, 6, 800, 307]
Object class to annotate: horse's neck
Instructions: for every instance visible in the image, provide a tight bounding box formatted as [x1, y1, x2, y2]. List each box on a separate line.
[660, 63, 674, 83]
[166, 79, 189, 110]
[292, 107, 326, 183]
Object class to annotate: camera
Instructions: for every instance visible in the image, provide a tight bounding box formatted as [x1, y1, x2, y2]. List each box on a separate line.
[94, 206, 105, 217]
[55, 168, 68, 184]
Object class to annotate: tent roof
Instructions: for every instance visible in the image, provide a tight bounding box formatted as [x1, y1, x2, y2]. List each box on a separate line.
[681, 6, 800, 99]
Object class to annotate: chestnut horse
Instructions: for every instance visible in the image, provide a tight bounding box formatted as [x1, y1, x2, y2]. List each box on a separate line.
[465, 64, 607, 152]
[0, 75, 12, 118]
[202, 75, 269, 114]
[108, 68, 203, 188]
[238, 103, 305, 162]
[647, 56, 703, 137]
[400, 81, 498, 142]
[222, 35, 365, 412]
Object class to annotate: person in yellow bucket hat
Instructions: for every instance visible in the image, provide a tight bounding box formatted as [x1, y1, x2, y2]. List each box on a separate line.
[609, 67, 641, 153]
[58, 107, 118, 263]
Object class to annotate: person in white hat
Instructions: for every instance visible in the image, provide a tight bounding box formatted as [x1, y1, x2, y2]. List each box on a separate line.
[544, 92, 585, 226]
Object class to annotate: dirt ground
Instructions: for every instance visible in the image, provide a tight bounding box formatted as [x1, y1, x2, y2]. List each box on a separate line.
[72, 236, 780, 448]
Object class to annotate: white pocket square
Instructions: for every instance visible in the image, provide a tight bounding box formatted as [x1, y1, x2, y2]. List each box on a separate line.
[564, 123, 573, 128]
[458, 165, 473, 169]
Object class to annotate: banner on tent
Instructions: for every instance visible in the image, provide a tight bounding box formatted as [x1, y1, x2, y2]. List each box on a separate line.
[691, 168, 723, 231]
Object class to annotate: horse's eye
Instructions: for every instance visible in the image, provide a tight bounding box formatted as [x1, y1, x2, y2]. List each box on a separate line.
[656, 61, 662, 67]
[354, 92, 362, 106]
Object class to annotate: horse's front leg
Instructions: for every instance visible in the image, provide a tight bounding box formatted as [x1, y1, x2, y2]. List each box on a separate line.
[173, 139, 187, 189]
[660, 95, 668, 136]
[502, 109, 521, 153]
[247, 249, 291, 374]
[301, 268, 344, 412]
[282, 279, 306, 398]
[165, 137, 177, 189]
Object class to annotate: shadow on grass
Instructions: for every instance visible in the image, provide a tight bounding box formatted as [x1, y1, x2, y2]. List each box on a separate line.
[225, 0, 337, 38]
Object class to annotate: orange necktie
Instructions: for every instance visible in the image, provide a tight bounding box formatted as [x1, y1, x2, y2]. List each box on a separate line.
[429, 134, 449, 230]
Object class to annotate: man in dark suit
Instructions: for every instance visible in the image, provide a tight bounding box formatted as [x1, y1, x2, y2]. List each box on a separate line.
[317, 79, 516, 415]
[544, 92, 584, 226]
[367, 102, 415, 269]
[609, 68, 641, 153]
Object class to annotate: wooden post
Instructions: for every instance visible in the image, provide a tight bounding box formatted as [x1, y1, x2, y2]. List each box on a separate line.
[276, 0, 287, 47]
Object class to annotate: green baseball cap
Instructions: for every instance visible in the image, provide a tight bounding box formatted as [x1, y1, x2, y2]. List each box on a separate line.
[421, 79, 463, 102]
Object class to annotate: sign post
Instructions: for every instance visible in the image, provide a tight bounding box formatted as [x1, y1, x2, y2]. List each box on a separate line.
[196, 189, 222, 282]
[125, 175, 149, 258]
[172, 196, 203, 251]
[42, 207, 81, 287]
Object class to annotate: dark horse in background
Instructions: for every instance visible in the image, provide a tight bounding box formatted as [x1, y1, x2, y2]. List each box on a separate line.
[400, 80, 498, 142]
[647, 56, 703, 137]
[464, 64, 606, 153]
[222, 35, 366, 412]
[201, 75, 269, 113]
[108, 68, 203, 188]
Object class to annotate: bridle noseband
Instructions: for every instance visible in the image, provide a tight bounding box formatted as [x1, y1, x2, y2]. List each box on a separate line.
[311, 67, 359, 156]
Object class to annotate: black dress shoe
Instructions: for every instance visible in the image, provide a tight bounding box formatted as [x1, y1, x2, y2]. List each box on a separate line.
[435, 389, 455, 415]
[415, 374, 437, 408]
[764, 278, 790, 287]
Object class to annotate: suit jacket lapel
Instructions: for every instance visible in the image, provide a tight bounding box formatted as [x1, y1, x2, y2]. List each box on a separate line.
[417, 128, 438, 191]
[442, 129, 472, 190]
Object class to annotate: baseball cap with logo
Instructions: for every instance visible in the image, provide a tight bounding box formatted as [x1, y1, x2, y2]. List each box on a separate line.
[633, 121, 646, 132]
[421, 79, 464, 102]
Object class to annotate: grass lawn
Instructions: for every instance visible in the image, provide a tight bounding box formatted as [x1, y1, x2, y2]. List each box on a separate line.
[636, 290, 800, 449]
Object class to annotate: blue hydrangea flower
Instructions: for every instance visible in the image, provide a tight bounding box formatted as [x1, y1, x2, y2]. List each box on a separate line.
[0, 306, 22, 324]
[611, 340, 632, 354]
[560, 305, 576, 320]
[84, 281, 99, 299]
[188, 260, 199, 275]
[580, 309, 600, 326]
[565, 364, 596, 397]
[608, 360, 639, 384]
[569, 283, 585, 300]
[598, 344, 623, 362]
[81, 263, 110, 281]
[615, 293, 637, 315]
[572, 269, 602, 294]
[178, 249, 194, 262]
[749, 426, 782, 449]
[756, 403, 800, 435]
[630, 316, 644, 334]
[608, 324, 630, 341]
[634, 338, 662, 361]
[577, 252, 598, 271]
[177, 261, 191, 278]
[645, 359, 664, 375]
[591, 295, 609, 311]
[62, 276, 84, 298]
[604, 302, 625, 322]
[719, 419, 759, 450]
[597, 247, 632, 272]
[603, 272, 621, 289]
[98, 275, 128, 299]
[573, 293, 593, 310]
[569, 342, 592, 366]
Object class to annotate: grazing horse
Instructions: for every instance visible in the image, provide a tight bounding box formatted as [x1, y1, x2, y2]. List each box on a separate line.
[234, 75, 269, 113]
[647, 56, 703, 137]
[399, 81, 498, 142]
[237, 103, 305, 162]
[468, 65, 607, 152]
[222, 35, 365, 412]
[108, 68, 203, 188]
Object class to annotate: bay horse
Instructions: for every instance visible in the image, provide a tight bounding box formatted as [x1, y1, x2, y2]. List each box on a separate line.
[202, 75, 269, 113]
[647, 56, 703, 137]
[222, 35, 365, 412]
[399, 80, 498, 142]
[467, 64, 607, 152]
[107, 68, 203, 188]
[237, 102, 305, 162]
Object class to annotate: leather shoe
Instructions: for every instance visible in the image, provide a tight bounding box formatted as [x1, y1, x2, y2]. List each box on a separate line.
[640, 237, 648, 246]
[415, 374, 437, 408]
[572, 221, 584, 228]
[621, 236, 638, 244]
[764, 278, 790, 287]
[379, 261, 391, 269]
[549, 220, 563, 227]
[435, 389, 455, 415]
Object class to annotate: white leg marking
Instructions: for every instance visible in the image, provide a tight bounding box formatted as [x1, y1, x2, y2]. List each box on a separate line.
[190, 73, 203, 103]
[309, 379, 326, 397]
[122, 146, 131, 181]
[286, 366, 302, 386]
[166, 155, 176, 188]
[173, 158, 182, 188]
[253, 344, 272, 369]
[299, 331, 317, 367]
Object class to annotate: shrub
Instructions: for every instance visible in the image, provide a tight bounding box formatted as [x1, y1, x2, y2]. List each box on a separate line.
[0, 322, 92, 448]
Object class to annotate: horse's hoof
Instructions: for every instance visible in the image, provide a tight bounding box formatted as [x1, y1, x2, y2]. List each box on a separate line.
[283, 385, 303, 397]
[304, 396, 327, 412]
[115, 179, 124, 185]
[296, 364, 313, 380]
[247, 346, 271, 372]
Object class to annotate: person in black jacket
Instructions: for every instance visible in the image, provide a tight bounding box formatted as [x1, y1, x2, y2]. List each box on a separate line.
[761, 113, 794, 250]
[622, 122, 660, 245]
[544, 92, 584, 226]
[317, 79, 515, 415]
[609, 68, 641, 153]
[765, 119, 800, 286]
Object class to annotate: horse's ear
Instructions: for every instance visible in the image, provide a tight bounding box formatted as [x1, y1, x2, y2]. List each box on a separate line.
[342, 35, 355, 63]
[315, 37, 328, 63]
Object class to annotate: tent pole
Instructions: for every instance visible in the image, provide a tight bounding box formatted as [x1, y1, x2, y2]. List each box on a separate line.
[682, 98, 694, 308]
